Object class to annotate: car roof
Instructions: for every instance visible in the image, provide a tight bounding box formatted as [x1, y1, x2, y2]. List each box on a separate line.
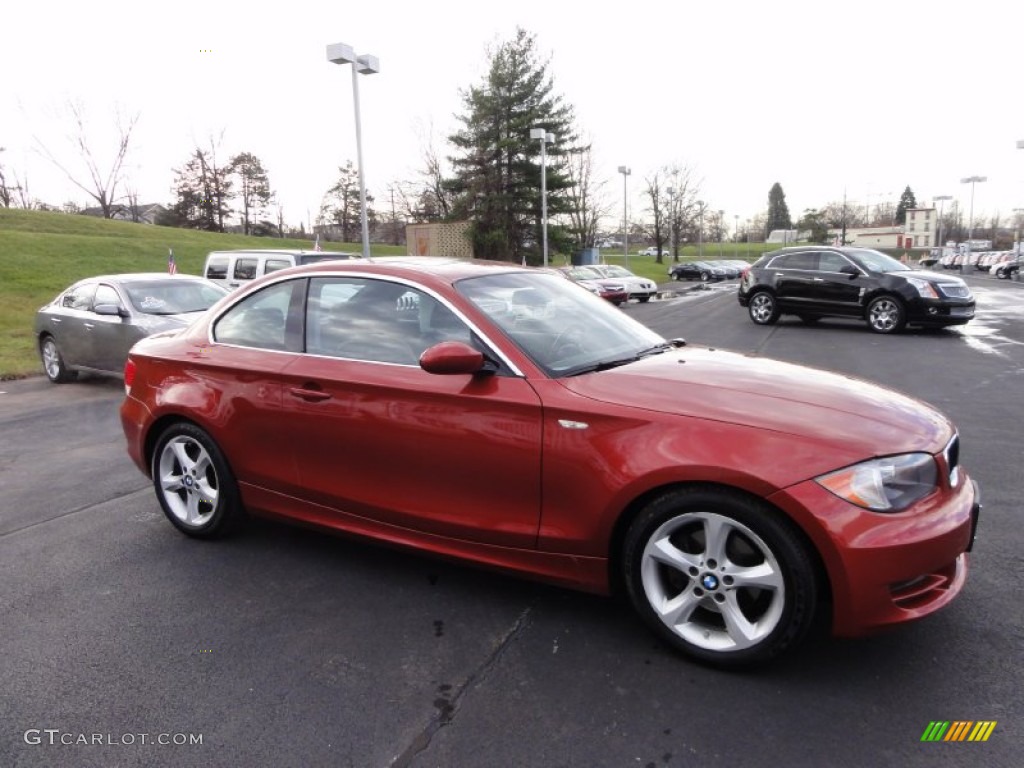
[73, 273, 209, 284]
[269, 256, 536, 285]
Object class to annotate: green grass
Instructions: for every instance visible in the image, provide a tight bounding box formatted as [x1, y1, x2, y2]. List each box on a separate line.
[0, 208, 777, 378]
[0, 208, 402, 378]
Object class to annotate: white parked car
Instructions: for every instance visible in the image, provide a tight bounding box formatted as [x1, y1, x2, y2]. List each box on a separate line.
[638, 247, 669, 257]
[589, 264, 658, 302]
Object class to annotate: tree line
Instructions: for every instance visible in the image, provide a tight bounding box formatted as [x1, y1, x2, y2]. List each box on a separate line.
[2, 32, 1020, 257]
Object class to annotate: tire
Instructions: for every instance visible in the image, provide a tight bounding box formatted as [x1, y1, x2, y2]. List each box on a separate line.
[151, 422, 243, 539]
[622, 486, 817, 668]
[673, 272, 683, 282]
[639, 296, 651, 303]
[700, 272, 709, 282]
[40, 335, 78, 383]
[866, 295, 906, 334]
[747, 291, 779, 325]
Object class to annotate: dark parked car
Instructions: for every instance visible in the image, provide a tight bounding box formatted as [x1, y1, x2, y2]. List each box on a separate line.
[668, 261, 725, 282]
[737, 246, 975, 333]
[121, 258, 978, 668]
[35, 273, 228, 382]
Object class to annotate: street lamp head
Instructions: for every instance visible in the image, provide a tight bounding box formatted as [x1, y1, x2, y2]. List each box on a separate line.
[326, 42, 356, 64]
[1017, 140, 1024, 149]
[530, 128, 546, 140]
[356, 54, 380, 74]
[545, 133, 555, 144]
[617, 166, 630, 176]
[933, 194, 952, 201]
[960, 176, 987, 184]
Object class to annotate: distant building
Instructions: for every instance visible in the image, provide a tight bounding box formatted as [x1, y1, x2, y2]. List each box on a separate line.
[902, 207, 937, 248]
[827, 207, 937, 250]
[406, 221, 473, 258]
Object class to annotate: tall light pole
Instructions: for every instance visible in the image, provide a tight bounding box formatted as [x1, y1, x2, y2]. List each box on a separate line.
[697, 200, 705, 259]
[933, 194, 952, 251]
[1013, 208, 1023, 280]
[717, 209, 725, 257]
[618, 166, 631, 267]
[733, 214, 739, 258]
[960, 176, 987, 274]
[531, 128, 556, 267]
[666, 186, 675, 262]
[327, 42, 380, 260]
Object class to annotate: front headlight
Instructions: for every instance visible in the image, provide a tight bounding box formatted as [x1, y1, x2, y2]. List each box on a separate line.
[905, 277, 939, 299]
[816, 453, 937, 512]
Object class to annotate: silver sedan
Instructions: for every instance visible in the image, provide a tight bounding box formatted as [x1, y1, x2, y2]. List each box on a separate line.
[35, 273, 228, 382]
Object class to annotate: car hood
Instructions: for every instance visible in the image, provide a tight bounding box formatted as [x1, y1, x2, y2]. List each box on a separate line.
[558, 346, 953, 456]
[909, 270, 966, 285]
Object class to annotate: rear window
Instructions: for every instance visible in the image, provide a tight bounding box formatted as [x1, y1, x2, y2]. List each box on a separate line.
[205, 257, 229, 280]
[264, 259, 292, 274]
[234, 258, 258, 280]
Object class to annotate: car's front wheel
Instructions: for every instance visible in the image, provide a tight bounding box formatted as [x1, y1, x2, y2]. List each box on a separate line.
[152, 422, 243, 539]
[40, 335, 77, 383]
[623, 486, 817, 667]
[866, 295, 906, 334]
[747, 291, 779, 325]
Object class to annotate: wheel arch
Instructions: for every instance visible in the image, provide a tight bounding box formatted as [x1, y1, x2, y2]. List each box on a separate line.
[606, 480, 832, 608]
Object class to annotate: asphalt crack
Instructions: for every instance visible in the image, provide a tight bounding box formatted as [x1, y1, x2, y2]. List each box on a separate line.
[390, 606, 533, 767]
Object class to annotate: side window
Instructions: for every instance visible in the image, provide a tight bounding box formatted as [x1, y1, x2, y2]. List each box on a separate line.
[264, 259, 291, 274]
[816, 253, 848, 273]
[213, 280, 302, 351]
[307, 277, 471, 365]
[234, 258, 258, 280]
[772, 252, 817, 270]
[205, 257, 229, 280]
[94, 284, 123, 310]
[62, 283, 97, 310]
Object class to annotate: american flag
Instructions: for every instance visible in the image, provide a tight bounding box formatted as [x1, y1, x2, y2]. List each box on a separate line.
[168, 248, 178, 275]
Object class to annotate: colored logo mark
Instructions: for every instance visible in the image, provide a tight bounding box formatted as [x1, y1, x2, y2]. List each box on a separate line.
[921, 721, 997, 742]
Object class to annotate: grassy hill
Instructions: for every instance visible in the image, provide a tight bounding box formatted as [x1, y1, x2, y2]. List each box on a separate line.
[0, 208, 772, 378]
[0, 209, 398, 378]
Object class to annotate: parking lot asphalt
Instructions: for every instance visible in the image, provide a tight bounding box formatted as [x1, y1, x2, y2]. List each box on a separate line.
[2, 277, 1021, 767]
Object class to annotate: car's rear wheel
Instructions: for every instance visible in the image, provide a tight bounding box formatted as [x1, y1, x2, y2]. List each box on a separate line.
[152, 422, 243, 539]
[747, 291, 779, 325]
[700, 272, 709, 282]
[623, 486, 817, 667]
[40, 335, 77, 383]
[866, 295, 906, 334]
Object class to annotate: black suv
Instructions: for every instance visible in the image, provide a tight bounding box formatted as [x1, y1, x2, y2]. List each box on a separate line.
[737, 246, 975, 334]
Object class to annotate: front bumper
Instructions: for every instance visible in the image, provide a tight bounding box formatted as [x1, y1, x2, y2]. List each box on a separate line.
[905, 296, 976, 326]
[770, 474, 979, 637]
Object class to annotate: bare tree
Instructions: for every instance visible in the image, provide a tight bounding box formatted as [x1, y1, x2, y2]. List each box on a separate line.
[561, 138, 608, 250]
[642, 172, 667, 263]
[0, 147, 13, 208]
[35, 101, 138, 218]
[661, 164, 702, 262]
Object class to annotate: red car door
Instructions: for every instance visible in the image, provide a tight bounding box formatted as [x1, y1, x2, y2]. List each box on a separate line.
[281, 276, 544, 548]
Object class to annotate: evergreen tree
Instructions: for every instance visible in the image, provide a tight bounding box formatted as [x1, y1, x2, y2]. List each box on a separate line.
[447, 28, 578, 263]
[320, 161, 375, 243]
[766, 183, 792, 233]
[168, 149, 232, 232]
[894, 185, 917, 225]
[229, 152, 273, 235]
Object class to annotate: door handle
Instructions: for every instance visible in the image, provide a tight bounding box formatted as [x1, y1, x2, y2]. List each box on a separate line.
[289, 386, 331, 402]
[811, 278, 824, 282]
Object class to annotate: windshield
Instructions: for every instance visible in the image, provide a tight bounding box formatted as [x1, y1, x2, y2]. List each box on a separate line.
[124, 280, 228, 315]
[603, 265, 632, 278]
[562, 266, 603, 281]
[849, 248, 910, 273]
[456, 271, 664, 377]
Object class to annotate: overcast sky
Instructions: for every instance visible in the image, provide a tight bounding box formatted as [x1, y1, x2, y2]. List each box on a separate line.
[5, 0, 1023, 235]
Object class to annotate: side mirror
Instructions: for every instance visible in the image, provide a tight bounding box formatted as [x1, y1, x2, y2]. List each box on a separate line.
[419, 341, 488, 376]
[94, 303, 129, 317]
[839, 264, 859, 278]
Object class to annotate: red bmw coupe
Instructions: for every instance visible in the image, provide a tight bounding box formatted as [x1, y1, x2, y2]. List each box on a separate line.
[121, 257, 979, 667]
